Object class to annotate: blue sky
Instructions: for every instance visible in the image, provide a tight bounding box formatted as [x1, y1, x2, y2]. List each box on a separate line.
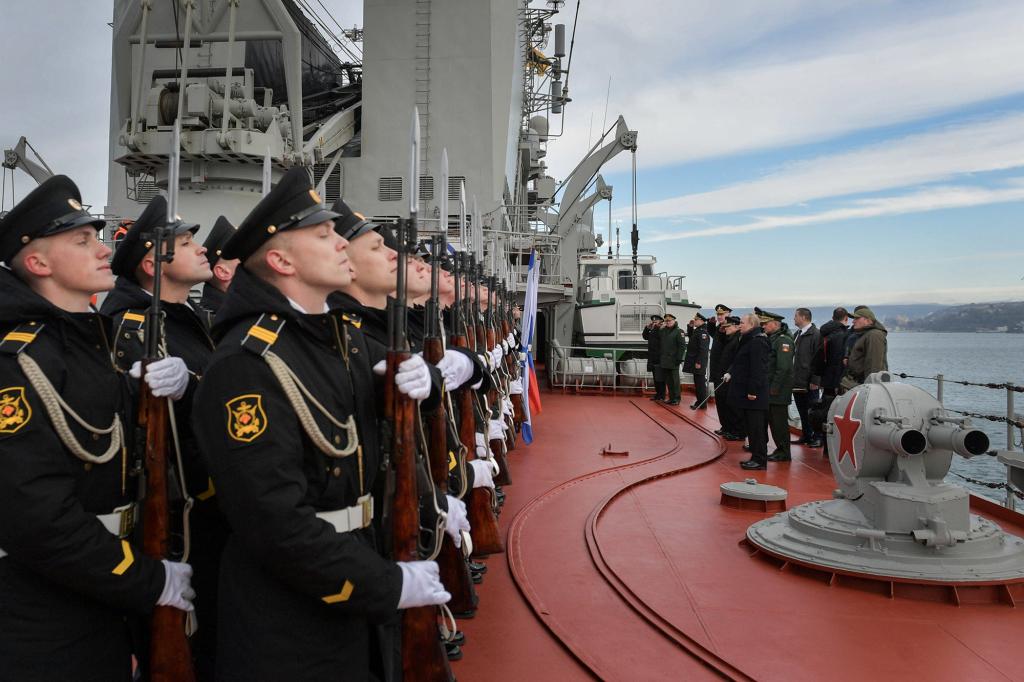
[2, 0, 1022, 306]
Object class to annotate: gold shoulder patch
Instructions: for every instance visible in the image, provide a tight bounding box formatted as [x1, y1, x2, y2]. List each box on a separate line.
[0, 387, 31, 434]
[226, 394, 267, 443]
[782, 344, 791, 352]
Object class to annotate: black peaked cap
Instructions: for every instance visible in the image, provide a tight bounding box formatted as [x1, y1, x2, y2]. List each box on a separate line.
[331, 198, 379, 242]
[111, 195, 198, 278]
[0, 175, 105, 264]
[222, 166, 341, 261]
[203, 215, 237, 266]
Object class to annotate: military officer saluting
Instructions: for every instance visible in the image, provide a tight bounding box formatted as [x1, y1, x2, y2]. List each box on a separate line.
[0, 176, 193, 681]
[684, 312, 711, 409]
[197, 215, 239, 323]
[191, 168, 449, 681]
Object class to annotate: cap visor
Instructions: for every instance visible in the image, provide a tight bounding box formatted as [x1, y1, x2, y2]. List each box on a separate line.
[171, 221, 200, 235]
[295, 208, 342, 229]
[43, 213, 107, 237]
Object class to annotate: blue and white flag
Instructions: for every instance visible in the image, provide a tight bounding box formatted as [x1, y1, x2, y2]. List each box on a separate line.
[519, 248, 541, 444]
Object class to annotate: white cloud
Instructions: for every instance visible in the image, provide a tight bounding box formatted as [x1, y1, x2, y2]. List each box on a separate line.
[646, 182, 1024, 241]
[545, 1, 1024, 177]
[634, 112, 1024, 218]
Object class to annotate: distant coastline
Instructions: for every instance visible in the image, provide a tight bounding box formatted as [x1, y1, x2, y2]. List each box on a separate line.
[884, 301, 1024, 334]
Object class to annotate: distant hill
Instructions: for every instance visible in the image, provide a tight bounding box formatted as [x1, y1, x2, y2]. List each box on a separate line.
[892, 302, 1024, 333]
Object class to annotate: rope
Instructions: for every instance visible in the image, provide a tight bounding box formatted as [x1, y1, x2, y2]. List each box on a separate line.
[895, 372, 1024, 393]
[949, 471, 1024, 500]
[18, 353, 123, 464]
[262, 350, 359, 458]
[945, 408, 1024, 430]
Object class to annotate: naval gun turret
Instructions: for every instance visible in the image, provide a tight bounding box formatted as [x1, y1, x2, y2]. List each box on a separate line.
[745, 372, 1024, 601]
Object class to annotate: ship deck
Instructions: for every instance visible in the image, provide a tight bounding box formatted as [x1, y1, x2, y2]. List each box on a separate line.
[453, 391, 1024, 682]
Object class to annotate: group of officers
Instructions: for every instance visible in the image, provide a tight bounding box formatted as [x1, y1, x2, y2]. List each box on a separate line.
[0, 168, 526, 681]
[644, 302, 885, 471]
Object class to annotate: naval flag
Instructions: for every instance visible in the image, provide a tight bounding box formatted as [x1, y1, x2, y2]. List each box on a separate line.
[519, 248, 542, 444]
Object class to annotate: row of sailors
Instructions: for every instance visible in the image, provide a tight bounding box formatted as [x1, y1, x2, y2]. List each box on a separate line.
[0, 168, 522, 681]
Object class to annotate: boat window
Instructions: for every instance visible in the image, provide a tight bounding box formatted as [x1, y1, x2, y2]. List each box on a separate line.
[617, 270, 635, 289]
[583, 265, 608, 279]
[641, 264, 653, 275]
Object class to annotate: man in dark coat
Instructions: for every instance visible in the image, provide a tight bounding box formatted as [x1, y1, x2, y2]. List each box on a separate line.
[759, 309, 795, 462]
[726, 313, 771, 469]
[708, 304, 732, 388]
[790, 307, 822, 448]
[100, 196, 222, 679]
[659, 313, 687, 405]
[0, 176, 193, 681]
[191, 168, 449, 681]
[642, 314, 664, 400]
[683, 313, 711, 409]
[712, 316, 744, 440]
[809, 307, 849, 453]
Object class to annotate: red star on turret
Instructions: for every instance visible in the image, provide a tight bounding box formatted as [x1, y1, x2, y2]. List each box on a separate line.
[833, 393, 861, 469]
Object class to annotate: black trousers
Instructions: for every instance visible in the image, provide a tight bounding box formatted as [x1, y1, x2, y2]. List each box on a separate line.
[692, 366, 708, 406]
[651, 366, 665, 400]
[792, 390, 820, 440]
[715, 383, 742, 435]
[767, 403, 790, 455]
[742, 408, 768, 464]
[664, 367, 681, 401]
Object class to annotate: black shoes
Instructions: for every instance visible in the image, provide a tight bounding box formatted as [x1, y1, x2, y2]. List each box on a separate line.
[805, 438, 823, 448]
[740, 459, 767, 470]
[714, 428, 725, 435]
[790, 438, 807, 445]
[742, 444, 751, 452]
[666, 399, 681, 405]
[767, 452, 792, 462]
[724, 434, 746, 442]
[649, 396, 664, 401]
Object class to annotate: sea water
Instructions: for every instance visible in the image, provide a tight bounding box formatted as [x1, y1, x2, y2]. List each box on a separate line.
[875, 332, 1023, 501]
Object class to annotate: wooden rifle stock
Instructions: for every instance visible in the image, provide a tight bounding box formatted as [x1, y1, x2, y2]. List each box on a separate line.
[139, 378, 196, 682]
[423, 335, 478, 614]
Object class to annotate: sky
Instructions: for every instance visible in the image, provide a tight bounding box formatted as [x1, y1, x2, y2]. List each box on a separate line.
[2, 0, 1023, 307]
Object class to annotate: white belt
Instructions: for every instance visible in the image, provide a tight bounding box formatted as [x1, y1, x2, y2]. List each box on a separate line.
[316, 494, 374, 534]
[0, 503, 138, 559]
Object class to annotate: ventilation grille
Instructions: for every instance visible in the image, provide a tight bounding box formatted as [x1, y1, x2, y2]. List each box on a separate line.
[378, 177, 403, 202]
[448, 176, 466, 201]
[313, 164, 343, 204]
[419, 175, 434, 201]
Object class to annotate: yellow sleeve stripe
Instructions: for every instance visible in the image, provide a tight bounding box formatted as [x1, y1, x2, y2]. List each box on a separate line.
[123, 312, 146, 323]
[321, 580, 355, 604]
[246, 324, 279, 345]
[196, 477, 216, 501]
[112, 540, 134, 575]
[3, 332, 37, 343]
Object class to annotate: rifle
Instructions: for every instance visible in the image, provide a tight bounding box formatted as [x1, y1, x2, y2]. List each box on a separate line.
[139, 210, 196, 682]
[451, 253, 503, 556]
[499, 282, 525, 434]
[423, 232, 479, 614]
[390, 111, 453, 682]
[484, 275, 513, 486]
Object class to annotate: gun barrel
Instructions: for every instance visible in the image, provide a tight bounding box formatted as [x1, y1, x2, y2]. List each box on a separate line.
[928, 424, 990, 458]
[868, 426, 927, 457]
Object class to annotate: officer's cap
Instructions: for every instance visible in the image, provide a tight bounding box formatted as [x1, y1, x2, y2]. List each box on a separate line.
[757, 308, 784, 324]
[379, 224, 400, 251]
[412, 240, 431, 260]
[331, 198, 380, 242]
[203, 215, 237, 266]
[650, 314, 664, 321]
[0, 175, 106, 264]
[223, 166, 341, 262]
[663, 313, 677, 321]
[111, 196, 199, 278]
[714, 304, 732, 314]
[725, 315, 741, 325]
[694, 312, 707, 322]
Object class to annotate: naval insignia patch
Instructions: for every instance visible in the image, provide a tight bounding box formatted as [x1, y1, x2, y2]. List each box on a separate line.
[226, 394, 267, 443]
[0, 387, 31, 434]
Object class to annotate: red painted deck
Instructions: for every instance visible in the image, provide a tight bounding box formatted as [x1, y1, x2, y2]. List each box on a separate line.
[452, 392, 1024, 682]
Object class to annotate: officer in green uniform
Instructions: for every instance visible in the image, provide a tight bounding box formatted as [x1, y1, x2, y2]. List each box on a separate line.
[659, 313, 687, 405]
[758, 309, 795, 462]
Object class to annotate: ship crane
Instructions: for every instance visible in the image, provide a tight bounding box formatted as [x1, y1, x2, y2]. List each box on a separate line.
[3, 136, 55, 185]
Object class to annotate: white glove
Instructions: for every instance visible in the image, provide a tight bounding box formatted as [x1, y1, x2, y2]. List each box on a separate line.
[474, 431, 488, 458]
[436, 350, 474, 390]
[373, 356, 432, 400]
[469, 459, 495, 489]
[506, 333, 515, 349]
[488, 419, 505, 441]
[501, 339, 509, 353]
[397, 560, 451, 609]
[723, 373, 732, 383]
[130, 357, 189, 400]
[509, 378, 524, 395]
[502, 397, 513, 417]
[157, 560, 195, 612]
[444, 495, 471, 548]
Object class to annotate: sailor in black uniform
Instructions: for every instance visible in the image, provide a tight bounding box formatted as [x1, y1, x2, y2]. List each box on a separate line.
[100, 197, 223, 679]
[191, 168, 449, 681]
[684, 313, 711, 409]
[197, 215, 238, 323]
[0, 176, 194, 681]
